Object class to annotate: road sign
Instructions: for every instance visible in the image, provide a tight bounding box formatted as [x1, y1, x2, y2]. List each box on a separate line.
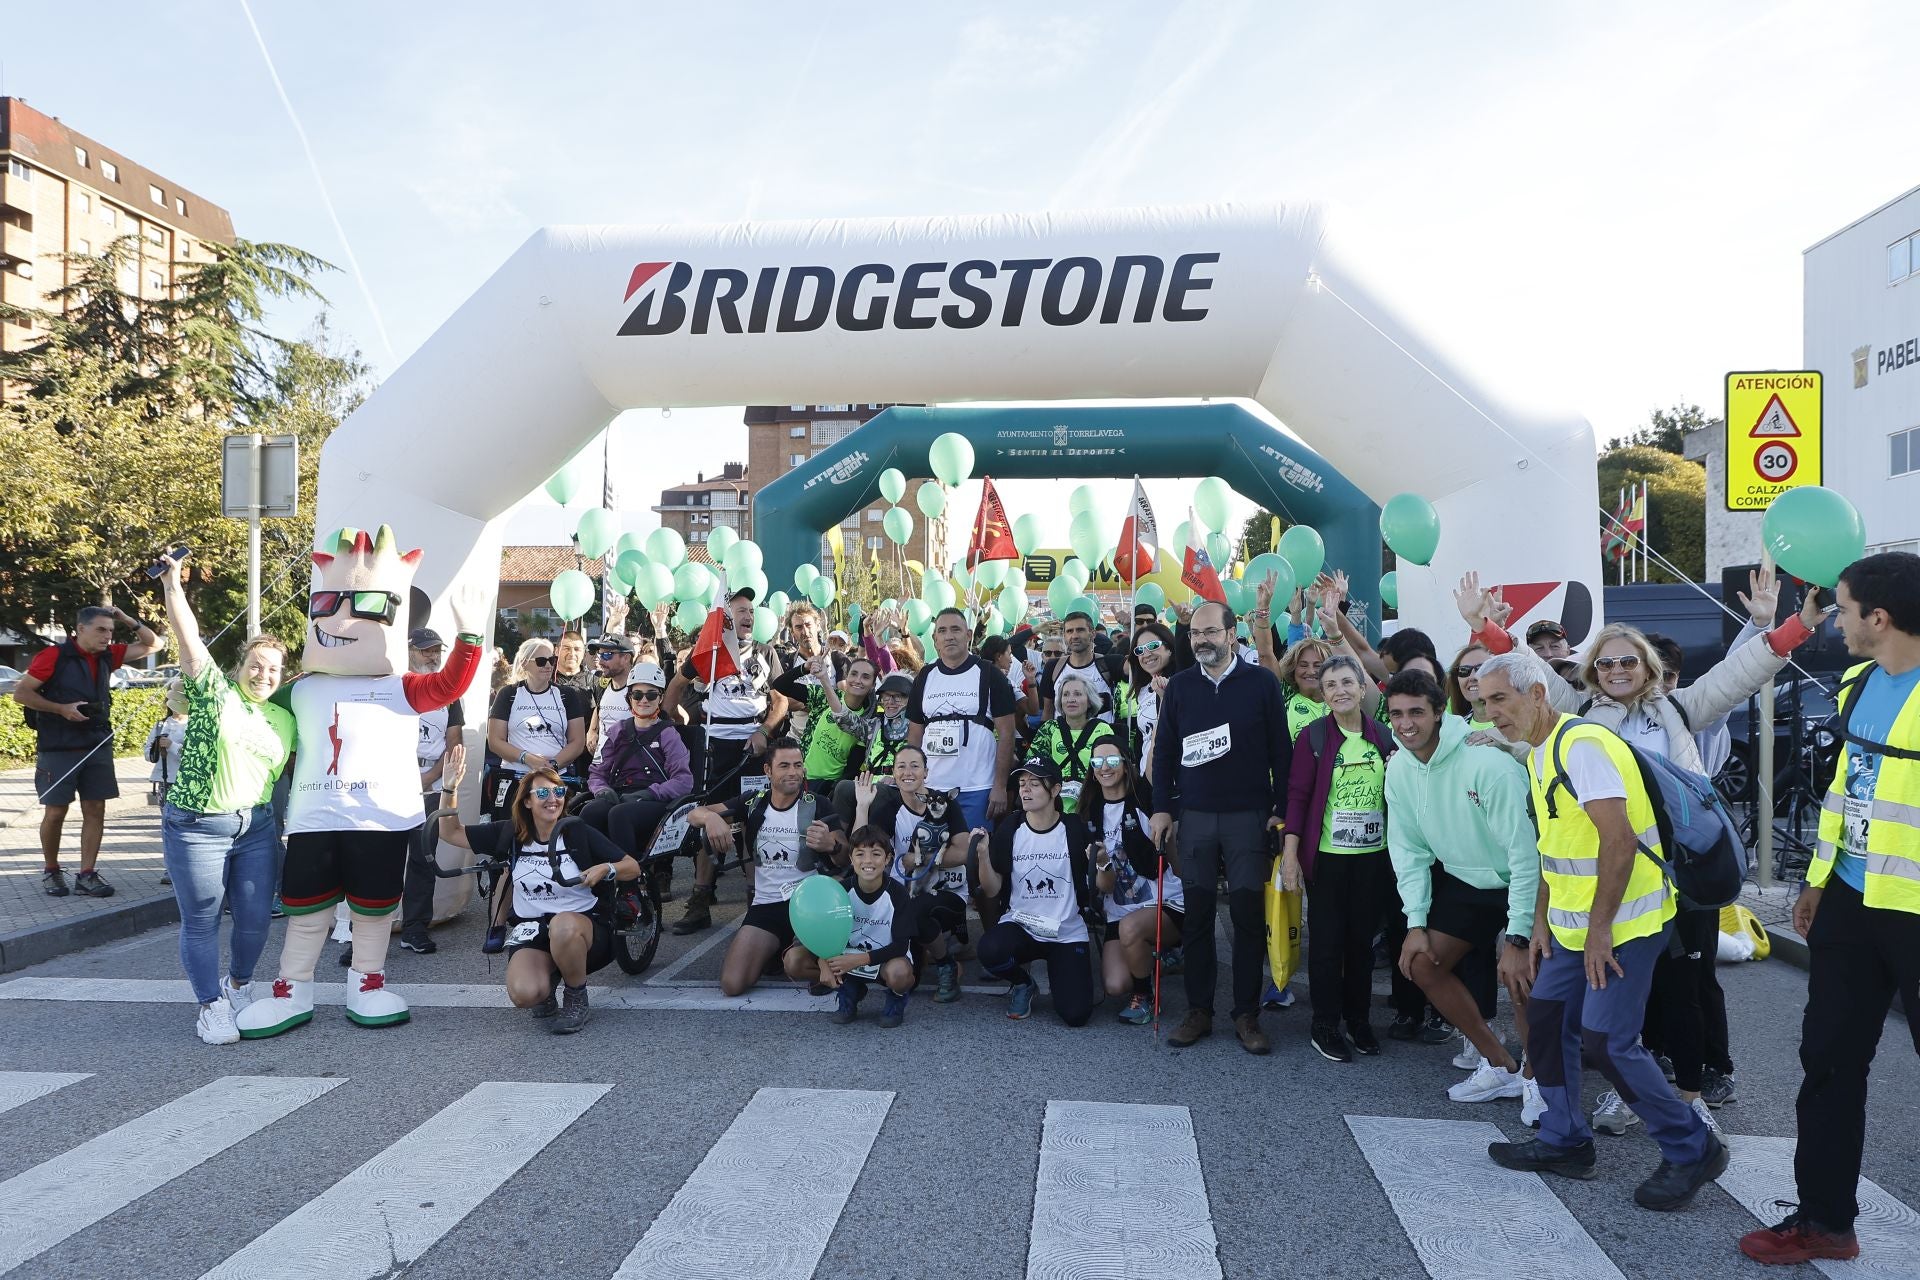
[220, 434, 299, 518]
[1725, 372, 1821, 511]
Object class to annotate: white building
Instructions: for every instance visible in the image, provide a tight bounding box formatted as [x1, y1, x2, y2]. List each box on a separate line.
[1803, 182, 1920, 556]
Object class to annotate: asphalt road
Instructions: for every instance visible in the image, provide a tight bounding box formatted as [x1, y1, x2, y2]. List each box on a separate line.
[1, 876, 1915, 1280]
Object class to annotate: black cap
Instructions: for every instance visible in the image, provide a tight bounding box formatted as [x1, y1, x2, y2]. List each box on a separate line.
[407, 627, 444, 650]
[1012, 756, 1062, 785]
[729, 586, 756, 603]
[877, 673, 913, 699]
[1525, 619, 1568, 641]
[589, 633, 635, 654]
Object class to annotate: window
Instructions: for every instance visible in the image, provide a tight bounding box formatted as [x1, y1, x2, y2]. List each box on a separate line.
[866, 509, 882, 521]
[175, 197, 186, 216]
[789, 425, 806, 438]
[148, 271, 163, 292]
[789, 452, 806, 468]
[6, 158, 30, 181]
[145, 225, 164, 246]
[1889, 234, 1916, 284]
[100, 159, 119, 183]
[812, 419, 855, 445]
[867, 536, 884, 551]
[77, 193, 90, 214]
[789, 404, 808, 411]
[1894, 426, 1918, 477]
[75, 238, 90, 254]
[102, 205, 116, 228]
[816, 403, 851, 412]
[149, 184, 164, 206]
[73, 145, 88, 168]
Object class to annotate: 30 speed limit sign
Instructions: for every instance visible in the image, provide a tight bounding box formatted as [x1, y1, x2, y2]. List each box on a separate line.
[1753, 440, 1797, 483]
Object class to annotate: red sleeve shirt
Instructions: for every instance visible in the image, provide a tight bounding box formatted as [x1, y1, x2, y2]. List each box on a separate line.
[24, 643, 126, 683]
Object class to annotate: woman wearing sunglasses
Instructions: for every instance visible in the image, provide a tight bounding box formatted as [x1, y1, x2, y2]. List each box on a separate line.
[436, 749, 637, 1035]
[580, 663, 693, 862]
[485, 638, 589, 816]
[1081, 736, 1183, 1026]
[1025, 673, 1106, 814]
[1121, 621, 1183, 782]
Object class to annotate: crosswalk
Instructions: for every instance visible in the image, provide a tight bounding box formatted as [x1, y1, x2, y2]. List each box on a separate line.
[2, 1070, 1918, 1278]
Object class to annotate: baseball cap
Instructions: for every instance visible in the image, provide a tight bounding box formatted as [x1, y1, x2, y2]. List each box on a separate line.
[829, 629, 850, 643]
[1012, 756, 1062, 785]
[876, 673, 913, 700]
[1525, 619, 1568, 641]
[629, 661, 666, 689]
[407, 627, 444, 650]
[728, 586, 756, 603]
[590, 633, 635, 654]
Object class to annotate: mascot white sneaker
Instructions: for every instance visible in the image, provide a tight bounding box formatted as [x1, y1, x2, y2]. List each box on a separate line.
[237, 526, 480, 1039]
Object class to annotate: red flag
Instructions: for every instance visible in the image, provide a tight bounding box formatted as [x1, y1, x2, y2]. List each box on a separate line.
[687, 606, 738, 684]
[1181, 536, 1226, 605]
[967, 476, 1018, 569]
[1114, 479, 1158, 582]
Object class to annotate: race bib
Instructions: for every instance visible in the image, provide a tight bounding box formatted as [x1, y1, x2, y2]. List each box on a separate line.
[849, 962, 880, 981]
[1842, 793, 1871, 855]
[506, 921, 541, 945]
[1008, 909, 1060, 940]
[924, 723, 963, 757]
[648, 805, 694, 858]
[739, 774, 768, 798]
[1328, 808, 1384, 850]
[1181, 724, 1232, 767]
[1060, 780, 1083, 806]
[936, 866, 968, 894]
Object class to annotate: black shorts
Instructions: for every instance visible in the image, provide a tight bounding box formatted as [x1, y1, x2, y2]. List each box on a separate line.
[280, 828, 414, 916]
[742, 899, 795, 949]
[35, 747, 118, 806]
[906, 888, 969, 944]
[505, 913, 614, 973]
[1425, 866, 1509, 948]
[1102, 904, 1183, 946]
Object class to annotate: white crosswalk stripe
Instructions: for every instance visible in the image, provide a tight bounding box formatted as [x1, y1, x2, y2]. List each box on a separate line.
[0, 1074, 341, 1276]
[0, 975, 836, 1013]
[0, 1071, 91, 1117]
[1716, 1134, 1920, 1278]
[613, 1087, 893, 1280]
[201, 1080, 609, 1280]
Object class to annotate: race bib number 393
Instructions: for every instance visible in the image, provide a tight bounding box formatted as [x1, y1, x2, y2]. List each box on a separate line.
[1181, 724, 1231, 768]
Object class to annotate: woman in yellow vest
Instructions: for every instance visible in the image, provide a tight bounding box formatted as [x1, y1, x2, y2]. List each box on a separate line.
[1471, 653, 1727, 1212]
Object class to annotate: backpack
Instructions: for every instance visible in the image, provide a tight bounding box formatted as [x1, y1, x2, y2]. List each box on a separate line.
[1835, 665, 1920, 762]
[1541, 718, 1747, 909]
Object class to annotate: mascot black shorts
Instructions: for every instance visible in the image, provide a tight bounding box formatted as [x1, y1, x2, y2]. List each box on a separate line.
[280, 828, 415, 916]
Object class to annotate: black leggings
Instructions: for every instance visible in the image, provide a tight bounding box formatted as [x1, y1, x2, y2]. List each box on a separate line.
[976, 921, 1094, 1026]
[1652, 906, 1732, 1091]
[1306, 849, 1390, 1029]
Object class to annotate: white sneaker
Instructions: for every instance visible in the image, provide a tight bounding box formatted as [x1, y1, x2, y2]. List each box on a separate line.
[1448, 1060, 1524, 1103]
[1452, 1031, 1483, 1071]
[1592, 1089, 1640, 1135]
[220, 976, 255, 1013]
[1520, 1077, 1548, 1128]
[234, 978, 316, 1039]
[195, 996, 239, 1045]
[1690, 1096, 1729, 1150]
[344, 969, 410, 1028]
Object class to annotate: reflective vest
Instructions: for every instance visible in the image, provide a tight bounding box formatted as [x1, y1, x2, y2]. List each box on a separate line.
[1527, 715, 1676, 949]
[1811, 661, 1920, 914]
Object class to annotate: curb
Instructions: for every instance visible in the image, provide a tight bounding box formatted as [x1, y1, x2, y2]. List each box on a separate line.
[0, 894, 179, 975]
[1763, 923, 1808, 971]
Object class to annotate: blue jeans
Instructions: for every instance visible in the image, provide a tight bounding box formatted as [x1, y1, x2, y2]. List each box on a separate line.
[1527, 924, 1710, 1165]
[161, 803, 281, 1005]
[956, 788, 993, 831]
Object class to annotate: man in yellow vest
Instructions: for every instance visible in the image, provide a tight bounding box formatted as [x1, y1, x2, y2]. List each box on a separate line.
[1474, 653, 1726, 1210]
[1740, 553, 1920, 1266]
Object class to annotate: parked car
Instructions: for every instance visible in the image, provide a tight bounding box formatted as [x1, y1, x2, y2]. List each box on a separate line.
[0, 665, 22, 696]
[1715, 674, 1841, 806]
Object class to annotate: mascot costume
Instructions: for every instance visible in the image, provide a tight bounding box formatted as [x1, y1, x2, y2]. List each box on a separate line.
[238, 526, 481, 1038]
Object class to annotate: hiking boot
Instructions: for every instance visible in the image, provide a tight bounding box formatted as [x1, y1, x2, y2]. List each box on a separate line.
[1593, 1090, 1640, 1136]
[1700, 1067, 1737, 1108]
[670, 884, 715, 935]
[1488, 1136, 1598, 1180]
[1634, 1133, 1729, 1210]
[1349, 1022, 1382, 1056]
[73, 869, 114, 898]
[42, 868, 69, 897]
[398, 932, 437, 955]
[1167, 1008, 1212, 1047]
[531, 988, 560, 1018]
[551, 984, 590, 1035]
[1420, 1013, 1452, 1044]
[832, 983, 864, 1024]
[1233, 1013, 1270, 1055]
[933, 960, 961, 1003]
[1388, 1013, 1421, 1041]
[878, 989, 909, 1029]
[1738, 1206, 1861, 1265]
[1118, 993, 1152, 1025]
[1311, 1023, 1354, 1063]
[1007, 980, 1038, 1021]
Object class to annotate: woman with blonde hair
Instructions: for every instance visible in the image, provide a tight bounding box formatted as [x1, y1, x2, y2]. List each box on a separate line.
[485, 637, 589, 814]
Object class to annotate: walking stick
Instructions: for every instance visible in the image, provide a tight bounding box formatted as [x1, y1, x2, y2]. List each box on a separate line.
[1152, 849, 1166, 1045]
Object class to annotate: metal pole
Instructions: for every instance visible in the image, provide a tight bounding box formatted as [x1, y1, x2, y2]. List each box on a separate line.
[1756, 677, 1776, 889]
[246, 432, 263, 639]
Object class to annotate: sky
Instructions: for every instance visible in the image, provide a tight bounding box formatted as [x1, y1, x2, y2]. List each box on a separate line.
[9, 1, 1919, 559]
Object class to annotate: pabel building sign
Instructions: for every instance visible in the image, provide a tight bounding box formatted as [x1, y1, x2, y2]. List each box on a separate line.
[1724, 371, 1821, 511]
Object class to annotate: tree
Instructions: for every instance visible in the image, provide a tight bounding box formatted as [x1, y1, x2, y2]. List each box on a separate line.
[1239, 509, 1280, 559]
[1597, 445, 1705, 584]
[1607, 402, 1716, 454]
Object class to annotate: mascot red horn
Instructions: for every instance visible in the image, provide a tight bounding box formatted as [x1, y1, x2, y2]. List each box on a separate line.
[237, 525, 480, 1038]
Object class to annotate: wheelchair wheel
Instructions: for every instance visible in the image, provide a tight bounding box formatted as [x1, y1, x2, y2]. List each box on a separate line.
[613, 888, 662, 975]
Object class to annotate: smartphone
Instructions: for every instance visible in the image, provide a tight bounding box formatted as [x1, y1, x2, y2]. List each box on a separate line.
[145, 546, 191, 578]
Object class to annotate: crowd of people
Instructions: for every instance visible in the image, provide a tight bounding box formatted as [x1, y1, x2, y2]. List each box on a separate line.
[16, 542, 1920, 1267]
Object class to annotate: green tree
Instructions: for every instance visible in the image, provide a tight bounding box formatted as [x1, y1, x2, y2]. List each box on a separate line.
[1607, 402, 1716, 454]
[1239, 509, 1280, 558]
[1597, 446, 1705, 584]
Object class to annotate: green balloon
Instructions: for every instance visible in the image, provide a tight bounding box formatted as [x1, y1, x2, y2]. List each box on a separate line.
[1060, 558, 1090, 590]
[808, 577, 836, 609]
[1135, 581, 1166, 612]
[604, 560, 632, 595]
[951, 562, 973, 592]
[923, 578, 955, 613]
[1246, 554, 1296, 608]
[543, 447, 592, 505]
[1380, 493, 1441, 566]
[1012, 513, 1044, 557]
[974, 560, 1008, 590]
[1206, 531, 1232, 569]
[1170, 520, 1193, 557]
[644, 526, 686, 569]
[575, 507, 618, 560]
[636, 563, 675, 610]
[673, 597, 706, 633]
[1277, 525, 1325, 586]
[790, 874, 854, 959]
[1069, 512, 1104, 568]
[1047, 576, 1078, 617]
[549, 569, 594, 620]
[795, 562, 819, 591]
[724, 539, 763, 576]
[878, 468, 907, 505]
[1070, 593, 1101, 624]
[615, 548, 650, 588]
[999, 582, 1027, 623]
[767, 590, 792, 616]
[614, 531, 648, 560]
[673, 561, 714, 603]
[915, 481, 946, 520]
[1194, 476, 1232, 533]
[1069, 484, 1099, 518]
[929, 432, 975, 487]
[883, 506, 914, 546]
[1221, 578, 1249, 615]
[1380, 571, 1400, 610]
[905, 599, 932, 632]
[751, 606, 778, 644]
[706, 524, 739, 561]
[1237, 621, 1251, 641]
[1762, 486, 1866, 588]
[735, 568, 769, 605]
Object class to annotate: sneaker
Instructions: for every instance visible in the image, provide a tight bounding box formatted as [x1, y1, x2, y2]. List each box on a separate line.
[1419, 1013, 1453, 1044]
[160, 872, 171, 886]
[195, 997, 239, 1045]
[398, 933, 437, 955]
[1634, 1133, 1729, 1211]
[1233, 1013, 1271, 1055]
[531, 989, 560, 1018]
[1488, 1136, 1598, 1180]
[1654, 1052, 1676, 1082]
[1261, 981, 1295, 1010]
[833, 983, 864, 1025]
[1449, 1060, 1525, 1103]
[73, 869, 114, 898]
[1387, 1013, 1421, 1041]
[1311, 1024, 1355, 1064]
[1453, 1032, 1484, 1071]
[1167, 1008, 1212, 1046]
[1349, 1022, 1382, 1056]
[1006, 980, 1037, 1021]
[551, 984, 590, 1035]
[42, 868, 70, 897]
[933, 960, 961, 1004]
[481, 924, 508, 955]
[878, 989, 909, 1029]
[1158, 946, 1184, 975]
[1700, 1067, 1737, 1108]
[807, 981, 832, 997]
[1592, 1090, 1640, 1136]
[1738, 1205, 1861, 1265]
[220, 976, 255, 1013]
[1118, 993, 1152, 1025]
[1690, 1096, 1729, 1150]
[344, 968, 410, 1027]
[1520, 1077, 1548, 1128]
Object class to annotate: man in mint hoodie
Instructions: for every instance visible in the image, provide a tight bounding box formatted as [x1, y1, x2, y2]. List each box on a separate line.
[1382, 669, 1544, 1121]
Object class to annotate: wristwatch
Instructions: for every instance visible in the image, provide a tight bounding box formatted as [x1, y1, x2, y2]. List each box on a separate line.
[1504, 933, 1531, 949]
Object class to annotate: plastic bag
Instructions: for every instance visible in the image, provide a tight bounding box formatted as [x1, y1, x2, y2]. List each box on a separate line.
[1265, 876, 1302, 988]
[1716, 903, 1770, 962]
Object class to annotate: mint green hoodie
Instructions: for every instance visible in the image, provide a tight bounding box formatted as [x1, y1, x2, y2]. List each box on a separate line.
[1383, 714, 1539, 937]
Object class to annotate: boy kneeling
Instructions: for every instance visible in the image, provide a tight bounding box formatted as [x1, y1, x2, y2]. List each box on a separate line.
[787, 826, 916, 1028]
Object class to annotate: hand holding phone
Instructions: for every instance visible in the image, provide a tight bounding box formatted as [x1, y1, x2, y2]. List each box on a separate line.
[145, 546, 191, 579]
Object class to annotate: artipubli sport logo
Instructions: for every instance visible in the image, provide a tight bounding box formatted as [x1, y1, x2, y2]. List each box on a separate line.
[617, 252, 1222, 336]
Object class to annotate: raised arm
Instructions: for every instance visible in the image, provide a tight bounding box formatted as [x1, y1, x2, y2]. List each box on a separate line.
[156, 552, 209, 680]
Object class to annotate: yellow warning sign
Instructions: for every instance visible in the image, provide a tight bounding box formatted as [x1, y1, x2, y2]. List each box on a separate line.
[1725, 371, 1821, 511]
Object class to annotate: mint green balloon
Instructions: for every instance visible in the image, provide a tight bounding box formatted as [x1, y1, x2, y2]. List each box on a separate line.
[1069, 485, 1099, 519]
[906, 599, 932, 632]
[735, 568, 769, 604]
[974, 560, 1007, 590]
[878, 468, 907, 505]
[1171, 520, 1193, 556]
[1221, 578, 1249, 615]
[636, 563, 675, 610]
[751, 605, 779, 643]
[883, 506, 914, 545]
[1206, 531, 1232, 569]
[767, 590, 792, 616]
[604, 558, 632, 595]
[929, 432, 974, 487]
[1194, 476, 1232, 533]
[795, 562, 819, 591]
[706, 524, 739, 561]
[673, 561, 714, 604]
[575, 507, 618, 560]
[915, 481, 946, 520]
[1070, 593, 1101, 623]
[614, 530, 647, 560]
[790, 874, 854, 958]
[1069, 512, 1104, 568]
[673, 597, 706, 633]
[1277, 524, 1325, 586]
[724, 539, 763, 577]
[1012, 513, 1044, 557]
[1380, 493, 1441, 566]
[982, 605, 1006, 637]
[923, 577, 954, 612]
[644, 526, 686, 570]
[951, 562, 973, 592]
[1762, 486, 1866, 588]
[1060, 558, 1090, 590]
[999, 582, 1027, 623]
[807, 577, 836, 609]
[615, 548, 650, 588]
[1135, 581, 1166, 612]
[549, 569, 594, 620]
[543, 447, 593, 505]
[1047, 576, 1077, 617]
[1246, 553, 1296, 608]
[1379, 571, 1400, 610]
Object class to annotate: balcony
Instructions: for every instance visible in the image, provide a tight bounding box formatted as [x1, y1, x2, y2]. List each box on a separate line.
[0, 175, 31, 215]
[1, 221, 33, 264]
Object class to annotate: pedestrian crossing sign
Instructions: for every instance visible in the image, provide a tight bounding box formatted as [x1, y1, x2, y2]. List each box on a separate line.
[1725, 371, 1821, 511]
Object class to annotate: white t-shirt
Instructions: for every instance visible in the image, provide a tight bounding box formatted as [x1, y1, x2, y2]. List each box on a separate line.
[1096, 799, 1184, 919]
[750, 797, 806, 906]
[501, 683, 573, 772]
[285, 675, 425, 834]
[1610, 704, 1672, 761]
[417, 705, 452, 775]
[692, 645, 779, 742]
[910, 658, 1015, 793]
[510, 837, 600, 918]
[597, 680, 633, 744]
[846, 883, 901, 978]
[147, 717, 188, 783]
[1532, 737, 1629, 806]
[1008, 821, 1089, 944]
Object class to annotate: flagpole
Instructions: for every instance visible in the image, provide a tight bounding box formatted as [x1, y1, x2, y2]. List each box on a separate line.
[1616, 485, 1626, 587]
[1641, 480, 1650, 585]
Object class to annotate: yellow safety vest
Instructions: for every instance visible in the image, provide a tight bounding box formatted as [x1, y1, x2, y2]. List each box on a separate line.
[1527, 715, 1676, 950]
[1811, 661, 1920, 914]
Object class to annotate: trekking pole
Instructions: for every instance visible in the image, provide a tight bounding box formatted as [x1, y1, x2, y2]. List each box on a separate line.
[1152, 851, 1166, 1046]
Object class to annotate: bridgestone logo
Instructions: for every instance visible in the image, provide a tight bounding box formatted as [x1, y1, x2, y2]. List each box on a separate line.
[618, 253, 1220, 336]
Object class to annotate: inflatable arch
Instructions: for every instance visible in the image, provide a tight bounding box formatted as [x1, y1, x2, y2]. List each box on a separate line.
[317, 203, 1600, 654]
[753, 402, 1381, 623]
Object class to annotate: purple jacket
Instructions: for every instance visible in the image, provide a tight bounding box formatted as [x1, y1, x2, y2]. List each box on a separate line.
[1285, 712, 1395, 882]
[588, 720, 693, 800]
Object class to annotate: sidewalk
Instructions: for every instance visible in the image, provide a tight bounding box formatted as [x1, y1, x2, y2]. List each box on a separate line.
[0, 757, 177, 972]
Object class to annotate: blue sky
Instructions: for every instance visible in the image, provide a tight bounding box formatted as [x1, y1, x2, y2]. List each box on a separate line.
[9, 1, 1917, 552]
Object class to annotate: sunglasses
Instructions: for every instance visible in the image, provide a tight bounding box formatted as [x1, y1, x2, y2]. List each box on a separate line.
[628, 688, 663, 702]
[531, 656, 556, 668]
[595, 651, 619, 661]
[527, 786, 566, 800]
[1090, 753, 1126, 769]
[1133, 640, 1165, 656]
[308, 590, 400, 624]
[1594, 655, 1643, 671]
[1454, 663, 1483, 678]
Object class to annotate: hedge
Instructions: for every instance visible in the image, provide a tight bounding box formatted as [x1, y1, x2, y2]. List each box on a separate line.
[0, 686, 170, 767]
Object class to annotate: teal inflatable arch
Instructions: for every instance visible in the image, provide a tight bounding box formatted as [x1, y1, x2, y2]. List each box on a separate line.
[754, 403, 1380, 626]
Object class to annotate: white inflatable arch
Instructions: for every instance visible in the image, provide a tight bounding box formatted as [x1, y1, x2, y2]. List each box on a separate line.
[317, 204, 1598, 647]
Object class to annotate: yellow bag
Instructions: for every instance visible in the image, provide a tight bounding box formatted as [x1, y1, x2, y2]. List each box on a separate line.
[1265, 877, 1303, 988]
[1719, 904, 1771, 961]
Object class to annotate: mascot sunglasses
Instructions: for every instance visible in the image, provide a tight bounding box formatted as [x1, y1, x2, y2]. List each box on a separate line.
[308, 589, 402, 624]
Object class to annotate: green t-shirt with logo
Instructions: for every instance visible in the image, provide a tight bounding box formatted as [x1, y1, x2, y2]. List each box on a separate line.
[168, 665, 297, 813]
[1320, 726, 1386, 855]
[1284, 690, 1327, 743]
